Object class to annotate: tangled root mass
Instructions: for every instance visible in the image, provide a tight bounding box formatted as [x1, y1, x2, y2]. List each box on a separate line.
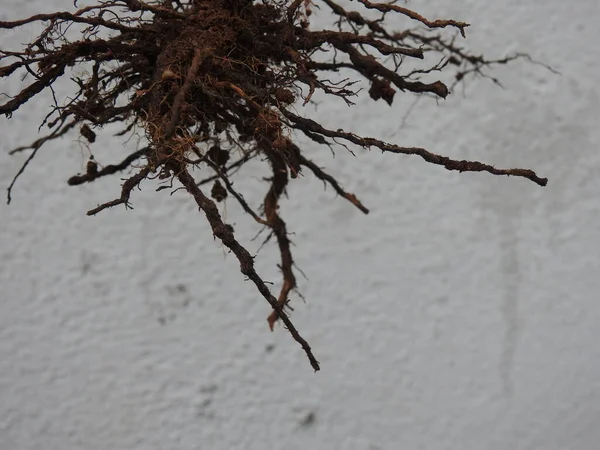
[1, 0, 549, 371]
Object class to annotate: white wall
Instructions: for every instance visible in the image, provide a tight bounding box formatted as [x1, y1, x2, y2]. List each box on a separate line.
[1, 1, 599, 449]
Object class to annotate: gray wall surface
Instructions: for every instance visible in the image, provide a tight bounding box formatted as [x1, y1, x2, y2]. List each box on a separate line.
[1, 1, 599, 449]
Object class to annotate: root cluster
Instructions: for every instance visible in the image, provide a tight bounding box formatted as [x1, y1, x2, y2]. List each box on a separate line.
[1, 0, 549, 371]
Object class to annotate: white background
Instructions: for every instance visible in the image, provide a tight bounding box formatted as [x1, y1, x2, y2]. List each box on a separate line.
[1, 1, 599, 449]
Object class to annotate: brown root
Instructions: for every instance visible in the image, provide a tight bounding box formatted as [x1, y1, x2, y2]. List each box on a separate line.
[2, 0, 551, 370]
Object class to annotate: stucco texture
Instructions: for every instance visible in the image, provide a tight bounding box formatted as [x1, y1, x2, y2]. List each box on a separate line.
[1, 1, 599, 449]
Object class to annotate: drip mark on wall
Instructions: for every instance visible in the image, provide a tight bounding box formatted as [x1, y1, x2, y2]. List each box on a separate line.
[498, 212, 522, 398]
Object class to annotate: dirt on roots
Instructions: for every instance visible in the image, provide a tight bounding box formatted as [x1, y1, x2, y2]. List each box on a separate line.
[1, 0, 551, 370]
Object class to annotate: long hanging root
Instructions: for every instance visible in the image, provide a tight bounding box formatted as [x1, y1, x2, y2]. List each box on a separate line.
[176, 166, 320, 372]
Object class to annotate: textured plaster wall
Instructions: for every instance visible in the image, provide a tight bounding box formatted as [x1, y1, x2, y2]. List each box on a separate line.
[1, 1, 599, 449]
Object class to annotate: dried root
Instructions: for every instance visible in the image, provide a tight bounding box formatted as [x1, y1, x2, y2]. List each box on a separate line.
[1, 0, 550, 371]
